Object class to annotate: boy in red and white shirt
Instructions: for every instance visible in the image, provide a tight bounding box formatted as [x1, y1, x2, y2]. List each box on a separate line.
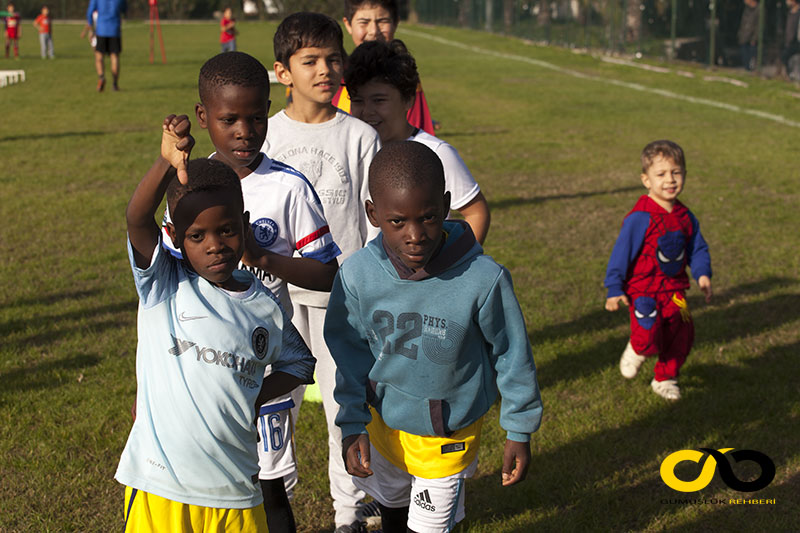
[4, 2, 20, 59]
[220, 7, 236, 52]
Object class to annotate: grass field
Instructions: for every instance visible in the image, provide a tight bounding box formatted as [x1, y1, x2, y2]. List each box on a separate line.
[1, 18, 799, 533]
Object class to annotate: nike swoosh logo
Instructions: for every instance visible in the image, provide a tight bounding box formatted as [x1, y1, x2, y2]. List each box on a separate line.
[178, 312, 207, 322]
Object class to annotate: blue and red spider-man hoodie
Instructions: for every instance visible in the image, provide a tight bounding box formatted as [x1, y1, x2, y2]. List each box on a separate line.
[604, 195, 711, 299]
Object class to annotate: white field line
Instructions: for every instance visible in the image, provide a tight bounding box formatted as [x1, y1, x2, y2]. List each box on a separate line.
[599, 56, 749, 88]
[599, 55, 671, 74]
[703, 75, 749, 88]
[400, 28, 800, 129]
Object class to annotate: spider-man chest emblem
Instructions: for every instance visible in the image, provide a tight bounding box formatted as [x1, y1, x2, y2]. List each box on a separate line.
[657, 231, 686, 278]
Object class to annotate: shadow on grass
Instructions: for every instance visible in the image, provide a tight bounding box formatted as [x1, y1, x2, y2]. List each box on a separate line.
[121, 81, 200, 92]
[438, 129, 511, 138]
[0, 352, 102, 398]
[533, 277, 800, 389]
[0, 288, 103, 309]
[531, 277, 797, 344]
[466, 340, 800, 531]
[0, 298, 136, 353]
[489, 185, 640, 211]
[0, 131, 106, 143]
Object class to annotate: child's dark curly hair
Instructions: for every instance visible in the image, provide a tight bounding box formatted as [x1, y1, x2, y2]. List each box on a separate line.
[273, 12, 345, 67]
[198, 51, 269, 105]
[166, 159, 243, 217]
[344, 39, 418, 102]
[368, 141, 445, 200]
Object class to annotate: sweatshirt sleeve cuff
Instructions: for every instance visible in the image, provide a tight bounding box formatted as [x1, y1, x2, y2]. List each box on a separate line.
[506, 431, 531, 443]
[340, 424, 368, 440]
[693, 270, 712, 281]
[606, 285, 624, 298]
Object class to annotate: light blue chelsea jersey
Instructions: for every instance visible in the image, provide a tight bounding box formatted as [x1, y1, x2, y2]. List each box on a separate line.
[115, 237, 314, 508]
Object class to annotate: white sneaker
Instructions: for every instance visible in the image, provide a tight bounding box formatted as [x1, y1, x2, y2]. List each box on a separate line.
[651, 378, 681, 400]
[619, 342, 647, 379]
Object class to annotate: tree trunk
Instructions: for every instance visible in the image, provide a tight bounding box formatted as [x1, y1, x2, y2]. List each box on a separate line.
[504, 0, 515, 32]
[408, 0, 419, 24]
[458, 0, 472, 27]
[538, 0, 551, 25]
[625, 0, 642, 42]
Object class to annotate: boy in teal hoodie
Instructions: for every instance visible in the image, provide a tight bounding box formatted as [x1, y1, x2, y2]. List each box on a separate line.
[324, 141, 542, 533]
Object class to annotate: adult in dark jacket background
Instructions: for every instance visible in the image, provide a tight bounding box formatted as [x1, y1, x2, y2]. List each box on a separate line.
[782, 0, 800, 78]
[738, 0, 759, 70]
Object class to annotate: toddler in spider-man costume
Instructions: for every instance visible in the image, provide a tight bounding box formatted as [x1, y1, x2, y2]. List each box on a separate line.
[604, 140, 712, 401]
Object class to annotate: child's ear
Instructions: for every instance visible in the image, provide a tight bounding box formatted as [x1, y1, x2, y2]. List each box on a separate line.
[242, 210, 250, 231]
[365, 199, 380, 228]
[273, 61, 292, 88]
[165, 222, 182, 248]
[442, 191, 451, 216]
[640, 173, 650, 190]
[195, 103, 208, 129]
[342, 16, 354, 36]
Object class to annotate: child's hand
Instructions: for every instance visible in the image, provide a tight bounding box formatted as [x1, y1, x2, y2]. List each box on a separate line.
[698, 275, 712, 303]
[605, 295, 629, 311]
[161, 114, 195, 184]
[342, 434, 373, 478]
[242, 224, 268, 266]
[501, 439, 531, 486]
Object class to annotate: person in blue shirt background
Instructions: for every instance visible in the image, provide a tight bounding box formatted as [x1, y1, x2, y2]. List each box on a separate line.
[87, 0, 126, 91]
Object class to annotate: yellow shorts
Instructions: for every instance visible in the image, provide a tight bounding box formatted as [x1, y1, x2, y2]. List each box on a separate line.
[123, 486, 268, 533]
[367, 407, 483, 479]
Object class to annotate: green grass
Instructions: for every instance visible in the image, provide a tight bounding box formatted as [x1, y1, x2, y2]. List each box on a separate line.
[1, 19, 799, 532]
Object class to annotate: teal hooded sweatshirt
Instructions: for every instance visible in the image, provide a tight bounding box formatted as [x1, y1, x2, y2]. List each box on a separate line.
[325, 220, 542, 443]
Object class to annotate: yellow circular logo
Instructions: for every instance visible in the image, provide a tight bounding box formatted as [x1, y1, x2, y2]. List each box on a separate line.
[660, 448, 775, 492]
[660, 448, 733, 492]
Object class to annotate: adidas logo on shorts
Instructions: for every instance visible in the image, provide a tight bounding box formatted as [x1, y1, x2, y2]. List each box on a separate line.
[413, 489, 436, 512]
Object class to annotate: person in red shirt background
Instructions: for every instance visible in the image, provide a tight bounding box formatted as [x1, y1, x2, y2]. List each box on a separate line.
[33, 5, 54, 59]
[4, 2, 21, 59]
[220, 6, 236, 52]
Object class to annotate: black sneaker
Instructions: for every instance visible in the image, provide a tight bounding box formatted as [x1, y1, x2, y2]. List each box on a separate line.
[361, 501, 381, 517]
[334, 521, 366, 533]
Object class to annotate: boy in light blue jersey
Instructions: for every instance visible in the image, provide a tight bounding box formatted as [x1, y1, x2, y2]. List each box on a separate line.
[117, 114, 314, 532]
[325, 141, 542, 533]
[158, 51, 340, 532]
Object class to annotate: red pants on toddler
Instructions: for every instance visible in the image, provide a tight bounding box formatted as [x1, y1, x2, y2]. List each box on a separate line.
[628, 290, 694, 382]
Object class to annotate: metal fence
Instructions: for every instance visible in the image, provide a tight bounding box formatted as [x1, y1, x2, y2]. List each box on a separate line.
[414, 0, 795, 71]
